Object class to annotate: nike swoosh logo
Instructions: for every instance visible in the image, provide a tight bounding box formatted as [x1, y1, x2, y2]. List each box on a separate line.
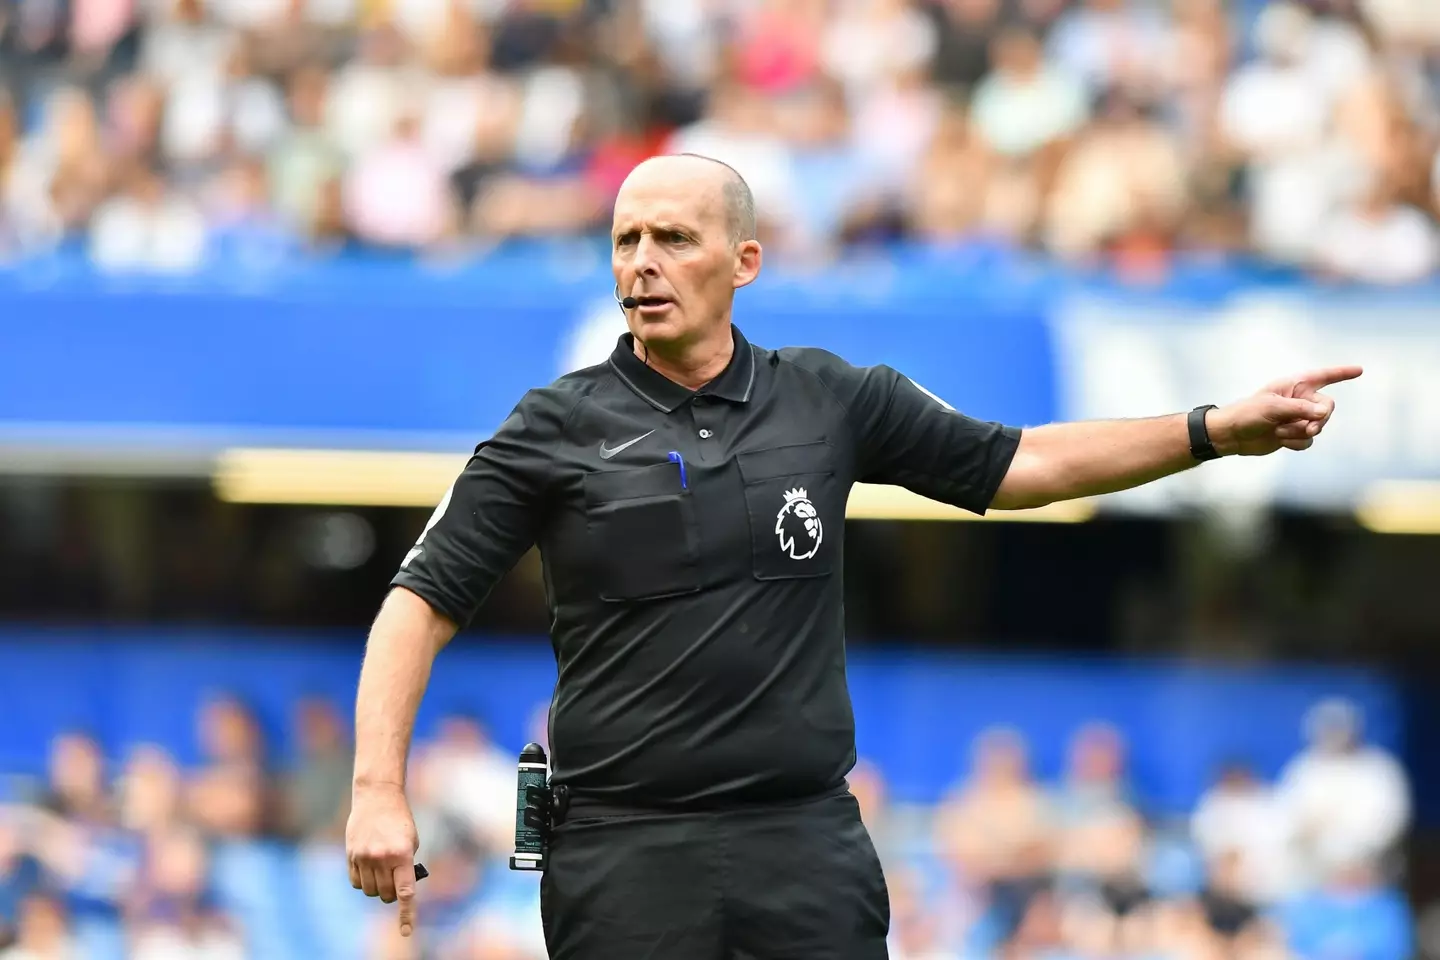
[599, 429, 656, 460]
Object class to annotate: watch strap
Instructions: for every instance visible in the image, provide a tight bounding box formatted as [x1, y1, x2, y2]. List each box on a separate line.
[1188, 404, 1221, 462]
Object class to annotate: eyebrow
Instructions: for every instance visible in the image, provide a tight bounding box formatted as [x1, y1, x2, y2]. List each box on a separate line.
[614, 222, 703, 238]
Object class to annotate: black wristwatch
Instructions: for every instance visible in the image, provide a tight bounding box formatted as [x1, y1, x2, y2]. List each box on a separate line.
[1188, 404, 1221, 462]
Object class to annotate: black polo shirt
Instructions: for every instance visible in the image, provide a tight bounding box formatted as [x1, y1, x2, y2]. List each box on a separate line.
[391, 325, 1021, 809]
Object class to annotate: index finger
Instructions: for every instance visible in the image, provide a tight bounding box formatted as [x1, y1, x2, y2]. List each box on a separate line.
[394, 861, 418, 938]
[1298, 365, 1364, 391]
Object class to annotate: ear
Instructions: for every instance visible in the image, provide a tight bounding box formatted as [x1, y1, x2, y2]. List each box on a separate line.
[732, 240, 763, 290]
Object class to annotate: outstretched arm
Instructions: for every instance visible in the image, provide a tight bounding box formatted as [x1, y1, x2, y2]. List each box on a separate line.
[991, 366, 1363, 510]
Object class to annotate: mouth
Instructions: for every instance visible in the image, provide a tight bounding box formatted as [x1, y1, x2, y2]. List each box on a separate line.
[634, 296, 673, 314]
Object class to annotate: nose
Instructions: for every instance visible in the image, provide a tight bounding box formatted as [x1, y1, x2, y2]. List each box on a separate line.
[631, 234, 662, 280]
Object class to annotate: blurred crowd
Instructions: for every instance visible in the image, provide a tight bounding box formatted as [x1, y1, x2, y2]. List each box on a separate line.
[2, 0, 1440, 283]
[0, 694, 1417, 960]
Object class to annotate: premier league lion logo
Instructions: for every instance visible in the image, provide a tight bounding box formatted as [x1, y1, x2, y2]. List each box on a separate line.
[775, 487, 823, 561]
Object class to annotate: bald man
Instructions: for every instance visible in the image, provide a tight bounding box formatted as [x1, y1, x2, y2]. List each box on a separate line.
[345, 154, 1360, 958]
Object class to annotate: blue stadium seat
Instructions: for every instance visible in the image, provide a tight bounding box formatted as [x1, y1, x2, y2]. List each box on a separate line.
[295, 842, 380, 960]
[211, 840, 302, 960]
[70, 915, 125, 960]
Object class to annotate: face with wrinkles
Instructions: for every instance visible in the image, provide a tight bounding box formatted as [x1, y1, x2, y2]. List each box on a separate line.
[610, 156, 762, 351]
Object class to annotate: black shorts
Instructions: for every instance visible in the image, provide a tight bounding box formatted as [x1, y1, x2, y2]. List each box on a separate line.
[539, 787, 891, 960]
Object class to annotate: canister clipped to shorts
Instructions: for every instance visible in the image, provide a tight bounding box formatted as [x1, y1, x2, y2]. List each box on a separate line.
[509, 742, 552, 871]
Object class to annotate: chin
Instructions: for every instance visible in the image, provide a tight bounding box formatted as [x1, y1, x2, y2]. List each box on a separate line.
[629, 314, 692, 346]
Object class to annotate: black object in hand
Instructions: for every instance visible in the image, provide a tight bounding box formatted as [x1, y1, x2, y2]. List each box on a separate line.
[414, 863, 429, 881]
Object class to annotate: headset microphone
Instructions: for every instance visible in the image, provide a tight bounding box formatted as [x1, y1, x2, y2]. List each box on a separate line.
[613, 284, 638, 310]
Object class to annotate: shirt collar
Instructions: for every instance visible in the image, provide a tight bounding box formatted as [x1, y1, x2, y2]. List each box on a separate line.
[608, 325, 757, 413]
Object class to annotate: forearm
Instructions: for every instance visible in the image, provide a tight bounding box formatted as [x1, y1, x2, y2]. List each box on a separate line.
[352, 587, 457, 790]
[994, 413, 1207, 509]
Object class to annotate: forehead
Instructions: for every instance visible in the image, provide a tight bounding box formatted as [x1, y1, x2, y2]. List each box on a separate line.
[611, 166, 725, 234]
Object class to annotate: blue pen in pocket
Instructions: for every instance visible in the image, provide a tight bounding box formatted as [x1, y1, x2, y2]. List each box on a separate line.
[667, 451, 688, 490]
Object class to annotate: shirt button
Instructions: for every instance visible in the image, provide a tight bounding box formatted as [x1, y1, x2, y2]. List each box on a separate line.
[699, 429, 714, 439]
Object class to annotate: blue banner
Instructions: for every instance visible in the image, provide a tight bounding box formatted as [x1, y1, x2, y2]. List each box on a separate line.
[0, 629, 1403, 818]
[0, 250, 1057, 455]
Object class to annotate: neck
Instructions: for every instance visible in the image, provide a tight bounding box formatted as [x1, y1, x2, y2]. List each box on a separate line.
[635, 324, 735, 391]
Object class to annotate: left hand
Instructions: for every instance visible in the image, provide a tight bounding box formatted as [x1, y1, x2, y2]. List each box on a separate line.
[1209, 366, 1364, 457]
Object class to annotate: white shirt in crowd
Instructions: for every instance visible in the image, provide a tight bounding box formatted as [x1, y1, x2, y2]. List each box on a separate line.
[1191, 779, 1297, 903]
[130, 926, 246, 960]
[1276, 743, 1411, 875]
[432, 738, 520, 855]
[1315, 202, 1440, 285]
[89, 193, 208, 274]
[970, 66, 1089, 159]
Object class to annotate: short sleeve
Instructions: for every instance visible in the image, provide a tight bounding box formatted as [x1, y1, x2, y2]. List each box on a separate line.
[389, 389, 564, 627]
[793, 351, 1021, 515]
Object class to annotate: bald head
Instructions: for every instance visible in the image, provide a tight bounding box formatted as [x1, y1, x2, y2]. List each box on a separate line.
[619, 154, 757, 246]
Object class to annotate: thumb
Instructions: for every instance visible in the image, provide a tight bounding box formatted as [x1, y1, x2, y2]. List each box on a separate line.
[394, 862, 418, 938]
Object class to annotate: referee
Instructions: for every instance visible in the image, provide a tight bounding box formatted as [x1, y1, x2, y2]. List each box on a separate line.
[345, 154, 1359, 958]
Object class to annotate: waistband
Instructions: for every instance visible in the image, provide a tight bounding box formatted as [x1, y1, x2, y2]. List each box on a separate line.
[551, 781, 852, 825]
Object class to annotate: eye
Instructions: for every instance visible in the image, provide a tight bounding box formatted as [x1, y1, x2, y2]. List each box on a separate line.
[615, 232, 637, 247]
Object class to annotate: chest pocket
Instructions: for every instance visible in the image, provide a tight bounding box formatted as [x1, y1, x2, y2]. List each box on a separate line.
[584, 463, 701, 602]
[737, 441, 838, 581]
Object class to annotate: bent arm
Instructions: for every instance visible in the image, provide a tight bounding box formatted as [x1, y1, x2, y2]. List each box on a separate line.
[352, 587, 458, 790]
[991, 414, 1199, 510]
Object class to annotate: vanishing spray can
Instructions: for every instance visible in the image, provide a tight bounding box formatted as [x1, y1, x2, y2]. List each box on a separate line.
[508, 742, 549, 871]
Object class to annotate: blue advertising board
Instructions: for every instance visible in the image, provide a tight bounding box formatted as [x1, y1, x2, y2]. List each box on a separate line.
[0, 248, 1057, 455]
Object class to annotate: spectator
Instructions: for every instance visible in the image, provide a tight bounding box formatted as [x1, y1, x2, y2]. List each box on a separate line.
[10, 86, 110, 244]
[731, 0, 826, 97]
[203, 155, 294, 262]
[663, 79, 800, 246]
[1053, 722, 1134, 822]
[39, 736, 109, 828]
[1276, 698, 1411, 887]
[1220, 1, 1355, 264]
[416, 8, 512, 176]
[934, 728, 1053, 941]
[89, 164, 208, 274]
[125, 826, 243, 960]
[326, 22, 417, 161]
[1046, 0, 1173, 97]
[779, 78, 889, 257]
[115, 747, 182, 841]
[1191, 760, 1295, 905]
[160, 35, 286, 176]
[281, 698, 351, 845]
[185, 695, 271, 839]
[343, 111, 452, 250]
[970, 25, 1089, 162]
[1043, 88, 1188, 265]
[0, 893, 78, 960]
[822, 0, 937, 106]
[266, 66, 346, 235]
[427, 714, 518, 859]
[1051, 723, 1147, 911]
[1314, 169, 1440, 283]
[139, 0, 233, 93]
[849, 60, 946, 198]
[0, 0, 1432, 283]
[928, 0, 1001, 94]
[905, 99, 1005, 249]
